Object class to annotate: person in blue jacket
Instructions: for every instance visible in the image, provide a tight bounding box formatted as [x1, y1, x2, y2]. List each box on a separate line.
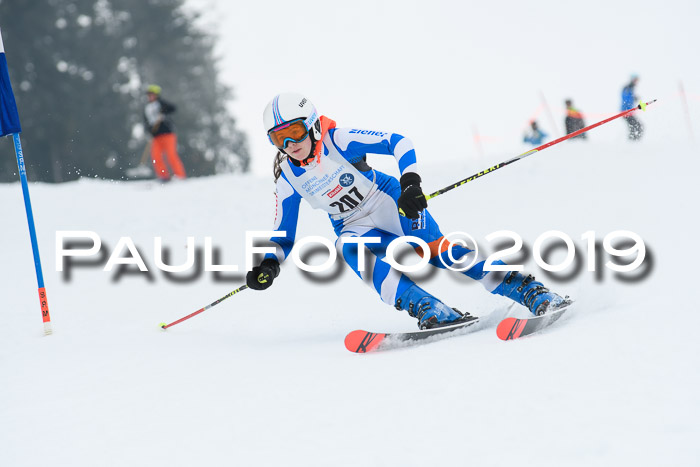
[523, 120, 547, 145]
[246, 93, 569, 329]
[621, 75, 644, 140]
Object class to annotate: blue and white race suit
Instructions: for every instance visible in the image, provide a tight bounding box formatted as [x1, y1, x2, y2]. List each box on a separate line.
[264, 116, 508, 306]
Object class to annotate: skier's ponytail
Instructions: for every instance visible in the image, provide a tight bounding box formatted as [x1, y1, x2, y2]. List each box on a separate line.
[273, 151, 285, 182]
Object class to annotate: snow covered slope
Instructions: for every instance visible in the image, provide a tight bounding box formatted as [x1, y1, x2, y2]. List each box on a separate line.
[2, 129, 699, 465]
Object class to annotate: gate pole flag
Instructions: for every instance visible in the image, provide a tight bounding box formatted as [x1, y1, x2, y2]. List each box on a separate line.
[1, 27, 53, 335]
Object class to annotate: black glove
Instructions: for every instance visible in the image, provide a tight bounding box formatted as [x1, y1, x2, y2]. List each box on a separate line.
[397, 173, 427, 219]
[246, 258, 280, 290]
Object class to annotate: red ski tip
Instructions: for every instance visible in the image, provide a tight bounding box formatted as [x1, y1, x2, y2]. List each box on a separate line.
[344, 330, 386, 353]
[496, 317, 526, 341]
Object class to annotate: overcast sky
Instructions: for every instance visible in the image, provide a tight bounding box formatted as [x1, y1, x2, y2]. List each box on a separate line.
[185, 0, 700, 176]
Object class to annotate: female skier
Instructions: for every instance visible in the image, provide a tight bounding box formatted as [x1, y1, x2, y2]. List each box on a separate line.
[246, 93, 568, 329]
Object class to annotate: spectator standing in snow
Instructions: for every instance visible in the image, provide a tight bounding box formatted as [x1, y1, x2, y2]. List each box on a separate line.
[564, 99, 586, 140]
[621, 75, 644, 140]
[144, 84, 187, 181]
[523, 120, 547, 146]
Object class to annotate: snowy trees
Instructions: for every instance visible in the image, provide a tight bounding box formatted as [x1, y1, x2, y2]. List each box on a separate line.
[0, 0, 249, 182]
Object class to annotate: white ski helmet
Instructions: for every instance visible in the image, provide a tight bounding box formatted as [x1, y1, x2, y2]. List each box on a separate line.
[263, 93, 321, 146]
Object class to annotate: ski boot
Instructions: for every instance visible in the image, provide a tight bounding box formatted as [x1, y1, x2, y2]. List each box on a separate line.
[495, 272, 570, 316]
[395, 284, 476, 330]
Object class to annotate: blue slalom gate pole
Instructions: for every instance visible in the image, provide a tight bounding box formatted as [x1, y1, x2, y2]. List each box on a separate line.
[1, 27, 52, 334]
[12, 132, 53, 335]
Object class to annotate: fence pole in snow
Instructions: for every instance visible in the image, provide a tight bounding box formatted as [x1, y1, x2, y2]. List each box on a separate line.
[540, 90, 561, 138]
[679, 81, 695, 142]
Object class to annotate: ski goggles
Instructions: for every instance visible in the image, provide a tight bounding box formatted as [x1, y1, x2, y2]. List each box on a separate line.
[267, 118, 310, 149]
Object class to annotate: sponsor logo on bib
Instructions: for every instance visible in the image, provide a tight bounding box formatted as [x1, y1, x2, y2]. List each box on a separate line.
[327, 185, 342, 198]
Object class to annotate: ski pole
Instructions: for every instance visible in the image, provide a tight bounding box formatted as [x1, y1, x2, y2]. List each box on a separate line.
[160, 284, 248, 330]
[424, 99, 657, 202]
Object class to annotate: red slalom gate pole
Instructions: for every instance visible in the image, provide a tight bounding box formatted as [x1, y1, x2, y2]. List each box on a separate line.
[679, 81, 695, 142]
[425, 100, 657, 201]
[160, 285, 248, 330]
[540, 90, 561, 138]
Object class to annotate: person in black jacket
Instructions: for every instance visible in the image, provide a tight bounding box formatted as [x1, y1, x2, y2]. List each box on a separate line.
[144, 84, 186, 180]
[564, 99, 586, 140]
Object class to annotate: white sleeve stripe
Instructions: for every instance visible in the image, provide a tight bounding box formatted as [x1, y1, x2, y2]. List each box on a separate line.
[393, 137, 413, 159]
[401, 162, 417, 174]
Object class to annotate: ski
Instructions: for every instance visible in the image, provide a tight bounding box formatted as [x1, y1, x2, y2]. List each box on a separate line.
[496, 302, 574, 341]
[344, 318, 481, 353]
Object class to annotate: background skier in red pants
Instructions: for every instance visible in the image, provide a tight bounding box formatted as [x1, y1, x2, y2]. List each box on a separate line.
[144, 84, 186, 181]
